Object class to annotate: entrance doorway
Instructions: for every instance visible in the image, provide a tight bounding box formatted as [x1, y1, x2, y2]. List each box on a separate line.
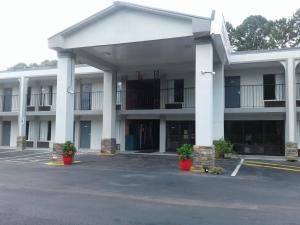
[125, 119, 159, 152]
[2, 121, 11, 146]
[166, 121, 195, 152]
[80, 121, 91, 149]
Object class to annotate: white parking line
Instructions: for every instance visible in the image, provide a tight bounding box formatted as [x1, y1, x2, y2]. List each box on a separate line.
[231, 158, 244, 177]
[0, 152, 51, 163]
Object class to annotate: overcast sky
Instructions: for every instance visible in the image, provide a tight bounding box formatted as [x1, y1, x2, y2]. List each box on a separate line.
[0, 0, 299, 70]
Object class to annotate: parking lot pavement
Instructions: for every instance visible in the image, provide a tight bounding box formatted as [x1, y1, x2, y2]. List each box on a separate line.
[0, 153, 300, 225]
[0, 149, 52, 164]
[239, 159, 300, 180]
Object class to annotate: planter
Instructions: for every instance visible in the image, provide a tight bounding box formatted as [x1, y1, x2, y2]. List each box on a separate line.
[180, 159, 192, 171]
[224, 153, 232, 159]
[62, 155, 73, 165]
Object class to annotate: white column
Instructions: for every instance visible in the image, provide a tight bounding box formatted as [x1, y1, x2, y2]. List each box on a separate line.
[101, 71, 117, 153]
[18, 76, 28, 137]
[283, 59, 296, 142]
[54, 52, 75, 144]
[195, 41, 214, 146]
[213, 63, 224, 140]
[159, 116, 166, 153]
[102, 71, 116, 139]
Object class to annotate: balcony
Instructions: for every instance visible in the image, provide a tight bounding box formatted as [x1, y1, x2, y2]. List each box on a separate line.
[116, 87, 195, 110]
[225, 84, 285, 108]
[27, 93, 56, 112]
[74, 91, 103, 111]
[0, 95, 19, 112]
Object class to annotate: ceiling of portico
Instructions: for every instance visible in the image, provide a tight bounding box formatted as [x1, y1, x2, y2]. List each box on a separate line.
[74, 36, 220, 71]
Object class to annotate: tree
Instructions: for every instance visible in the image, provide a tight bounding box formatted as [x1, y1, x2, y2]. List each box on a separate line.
[7, 59, 57, 71]
[229, 15, 274, 51]
[228, 9, 300, 51]
[39, 59, 57, 67]
[7, 63, 28, 71]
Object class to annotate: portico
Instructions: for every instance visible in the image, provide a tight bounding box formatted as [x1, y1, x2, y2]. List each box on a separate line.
[48, 1, 228, 160]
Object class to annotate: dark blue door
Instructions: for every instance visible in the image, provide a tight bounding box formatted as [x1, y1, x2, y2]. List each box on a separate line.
[80, 121, 91, 149]
[225, 76, 240, 108]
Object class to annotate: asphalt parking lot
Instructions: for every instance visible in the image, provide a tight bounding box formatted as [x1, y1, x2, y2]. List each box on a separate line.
[0, 149, 300, 225]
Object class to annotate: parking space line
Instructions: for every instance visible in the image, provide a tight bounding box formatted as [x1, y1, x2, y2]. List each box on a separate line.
[244, 162, 300, 172]
[231, 158, 244, 177]
[0, 152, 50, 161]
[0, 150, 21, 154]
[245, 160, 300, 169]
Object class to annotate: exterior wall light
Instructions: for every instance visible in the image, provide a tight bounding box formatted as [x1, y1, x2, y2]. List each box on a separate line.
[201, 71, 215, 75]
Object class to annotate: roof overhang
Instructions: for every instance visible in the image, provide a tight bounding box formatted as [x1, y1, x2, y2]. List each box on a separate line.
[48, 1, 212, 51]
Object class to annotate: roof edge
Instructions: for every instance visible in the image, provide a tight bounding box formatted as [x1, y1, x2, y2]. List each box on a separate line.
[48, 1, 212, 41]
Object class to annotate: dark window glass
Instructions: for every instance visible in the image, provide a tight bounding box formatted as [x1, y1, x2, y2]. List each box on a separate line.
[49, 86, 53, 105]
[174, 79, 184, 102]
[263, 74, 275, 100]
[26, 121, 29, 140]
[47, 121, 51, 141]
[26, 87, 31, 106]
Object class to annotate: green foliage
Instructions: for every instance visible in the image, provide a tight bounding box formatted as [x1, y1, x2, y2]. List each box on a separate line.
[214, 139, 233, 159]
[7, 59, 57, 71]
[227, 8, 300, 51]
[62, 141, 77, 157]
[208, 167, 224, 175]
[177, 144, 193, 160]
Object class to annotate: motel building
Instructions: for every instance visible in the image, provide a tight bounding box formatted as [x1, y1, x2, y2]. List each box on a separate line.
[0, 2, 300, 161]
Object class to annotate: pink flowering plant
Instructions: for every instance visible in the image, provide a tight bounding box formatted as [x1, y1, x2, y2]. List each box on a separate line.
[62, 141, 77, 157]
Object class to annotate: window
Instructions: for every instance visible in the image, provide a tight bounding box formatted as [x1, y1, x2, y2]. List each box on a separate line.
[47, 121, 51, 141]
[26, 121, 29, 140]
[26, 87, 31, 106]
[263, 74, 275, 100]
[174, 79, 184, 102]
[39, 120, 52, 141]
[49, 86, 53, 105]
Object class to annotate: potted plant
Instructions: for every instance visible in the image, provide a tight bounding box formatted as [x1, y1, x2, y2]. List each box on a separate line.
[62, 141, 77, 165]
[214, 139, 234, 159]
[177, 144, 193, 171]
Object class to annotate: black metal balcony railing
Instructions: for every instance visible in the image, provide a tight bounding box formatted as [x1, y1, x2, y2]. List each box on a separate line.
[74, 91, 103, 110]
[27, 93, 56, 111]
[0, 95, 19, 112]
[225, 84, 285, 108]
[116, 88, 195, 110]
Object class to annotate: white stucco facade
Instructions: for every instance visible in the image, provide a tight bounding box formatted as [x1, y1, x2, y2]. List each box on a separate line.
[0, 1, 299, 158]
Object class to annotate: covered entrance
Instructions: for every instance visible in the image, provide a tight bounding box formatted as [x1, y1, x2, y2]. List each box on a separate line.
[125, 119, 159, 153]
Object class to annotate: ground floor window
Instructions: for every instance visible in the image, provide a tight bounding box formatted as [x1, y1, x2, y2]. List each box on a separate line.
[224, 120, 285, 156]
[166, 121, 195, 152]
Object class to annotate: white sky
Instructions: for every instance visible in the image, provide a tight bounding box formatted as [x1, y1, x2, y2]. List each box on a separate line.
[0, 0, 299, 70]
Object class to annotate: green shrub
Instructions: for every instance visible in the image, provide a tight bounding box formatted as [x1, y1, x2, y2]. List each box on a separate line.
[62, 141, 77, 157]
[177, 144, 193, 160]
[214, 139, 233, 158]
[208, 167, 224, 175]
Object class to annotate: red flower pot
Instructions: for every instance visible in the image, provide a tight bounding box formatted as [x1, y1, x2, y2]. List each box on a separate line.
[180, 159, 192, 171]
[62, 155, 73, 165]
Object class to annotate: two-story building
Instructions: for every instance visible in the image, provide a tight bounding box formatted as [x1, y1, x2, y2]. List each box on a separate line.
[0, 2, 299, 160]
